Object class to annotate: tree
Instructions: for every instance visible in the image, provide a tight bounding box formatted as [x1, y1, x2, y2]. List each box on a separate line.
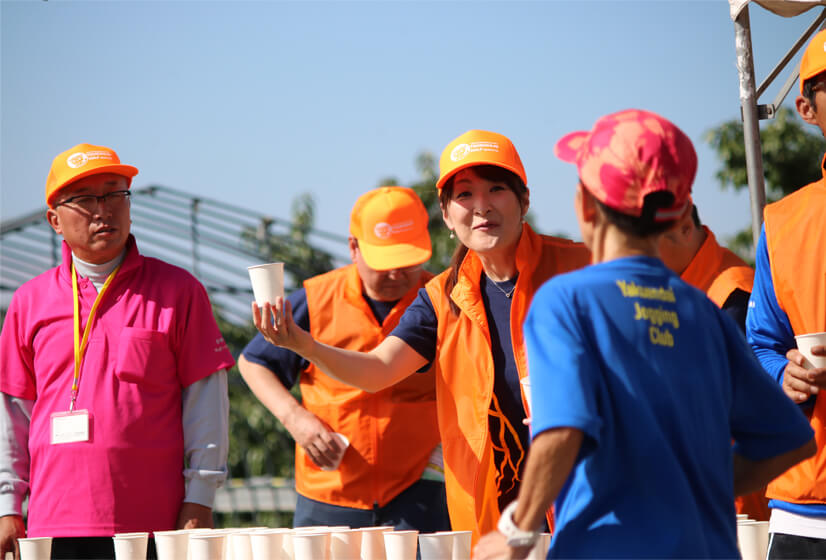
[705, 106, 823, 257]
[240, 193, 339, 287]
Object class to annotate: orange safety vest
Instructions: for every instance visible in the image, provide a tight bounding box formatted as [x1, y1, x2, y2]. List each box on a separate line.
[679, 227, 766, 520]
[680, 226, 754, 308]
[297, 265, 440, 509]
[424, 223, 591, 542]
[764, 176, 826, 505]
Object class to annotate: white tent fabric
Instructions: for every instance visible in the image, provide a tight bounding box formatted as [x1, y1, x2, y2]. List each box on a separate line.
[730, 0, 826, 20]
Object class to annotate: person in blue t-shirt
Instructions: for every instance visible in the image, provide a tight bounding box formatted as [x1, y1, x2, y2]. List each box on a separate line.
[474, 109, 815, 560]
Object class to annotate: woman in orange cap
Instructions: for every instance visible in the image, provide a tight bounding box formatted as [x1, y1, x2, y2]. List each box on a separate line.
[253, 129, 590, 541]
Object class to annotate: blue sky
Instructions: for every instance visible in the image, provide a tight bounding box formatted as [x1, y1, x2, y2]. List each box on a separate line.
[1, 0, 819, 246]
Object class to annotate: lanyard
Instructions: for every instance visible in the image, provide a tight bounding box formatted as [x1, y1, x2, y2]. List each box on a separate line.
[70, 261, 121, 412]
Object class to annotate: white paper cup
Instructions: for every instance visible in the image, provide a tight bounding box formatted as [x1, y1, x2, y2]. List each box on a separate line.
[418, 533, 453, 560]
[249, 529, 291, 560]
[360, 527, 392, 560]
[435, 531, 471, 560]
[17, 537, 52, 560]
[154, 530, 190, 560]
[113, 533, 149, 560]
[330, 528, 362, 560]
[230, 532, 253, 560]
[528, 533, 551, 560]
[796, 332, 826, 369]
[383, 531, 418, 560]
[737, 520, 769, 560]
[248, 262, 285, 306]
[292, 532, 330, 560]
[189, 533, 227, 560]
[321, 433, 351, 471]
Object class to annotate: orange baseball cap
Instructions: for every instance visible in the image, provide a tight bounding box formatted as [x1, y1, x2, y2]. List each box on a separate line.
[436, 130, 526, 190]
[46, 143, 138, 207]
[349, 186, 432, 271]
[800, 28, 826, 93]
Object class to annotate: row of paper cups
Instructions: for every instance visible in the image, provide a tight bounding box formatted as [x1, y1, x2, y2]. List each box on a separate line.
[15, 526, 551, 560]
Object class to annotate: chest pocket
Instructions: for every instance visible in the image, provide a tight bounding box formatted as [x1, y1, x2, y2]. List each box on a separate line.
[116, 327, 178, 389]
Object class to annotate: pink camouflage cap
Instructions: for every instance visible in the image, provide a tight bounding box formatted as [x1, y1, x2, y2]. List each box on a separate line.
[554, 109, 697, 222]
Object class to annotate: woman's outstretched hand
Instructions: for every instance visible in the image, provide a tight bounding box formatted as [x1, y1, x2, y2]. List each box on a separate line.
[252, 297, 312, 355]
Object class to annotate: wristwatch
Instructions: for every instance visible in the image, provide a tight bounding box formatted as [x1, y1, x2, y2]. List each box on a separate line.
[498, 500, 540, 548]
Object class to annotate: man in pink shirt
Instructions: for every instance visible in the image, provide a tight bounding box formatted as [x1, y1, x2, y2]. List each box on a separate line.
[0, 144, 235, 559]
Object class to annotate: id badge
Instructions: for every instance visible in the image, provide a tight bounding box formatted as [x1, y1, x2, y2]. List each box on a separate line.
[51, 410, 90, 444]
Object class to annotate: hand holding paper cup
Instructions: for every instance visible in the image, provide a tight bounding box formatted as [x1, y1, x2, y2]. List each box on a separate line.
[320, 432, 350, 471]
[796, 332, 826, 369]
[248, 263, 285, 307]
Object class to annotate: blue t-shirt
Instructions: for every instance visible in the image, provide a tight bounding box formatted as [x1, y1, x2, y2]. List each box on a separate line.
[242, 287, 399, 388]
[392, 274, 529, 509]
[526, 256, 813, 558]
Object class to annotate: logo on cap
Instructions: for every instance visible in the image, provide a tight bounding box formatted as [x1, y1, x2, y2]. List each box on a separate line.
[450, 141, 500, 162]
[66, 152, 89, 169]
[374, 220, 414, 239]
[450, 144, 471, 162]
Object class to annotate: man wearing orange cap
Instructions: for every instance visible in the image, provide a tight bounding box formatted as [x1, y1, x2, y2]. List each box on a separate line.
[0, 144, 234, 559]
[238, 186, 449, 532]
[746, 29, 826, 557]
[474, 109, 814, 559]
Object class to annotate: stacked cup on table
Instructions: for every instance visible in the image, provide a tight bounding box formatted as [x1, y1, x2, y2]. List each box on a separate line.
[737, 514, 769, 560]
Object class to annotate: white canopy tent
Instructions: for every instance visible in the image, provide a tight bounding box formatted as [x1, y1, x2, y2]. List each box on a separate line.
[730, 0, 826, 243]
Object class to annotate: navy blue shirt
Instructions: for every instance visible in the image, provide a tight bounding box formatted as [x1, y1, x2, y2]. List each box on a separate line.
[242, 287, 399, 388]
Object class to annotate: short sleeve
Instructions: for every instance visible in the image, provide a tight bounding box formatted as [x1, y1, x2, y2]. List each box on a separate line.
[241, 288, 311, 388]
[175, 278, 235, 387]
[389, 288, 438, 364]
[525, 282, 603, 445]
[0, 295, 37, 399]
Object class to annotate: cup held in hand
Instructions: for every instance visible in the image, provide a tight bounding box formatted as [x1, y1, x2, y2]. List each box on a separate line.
[248, 262, 285, 307]
[796, 332, 826, 369]
[321, 433, 350, 471]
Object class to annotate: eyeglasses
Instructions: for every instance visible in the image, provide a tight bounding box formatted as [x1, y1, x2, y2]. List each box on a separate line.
[55, 190, 131, 212]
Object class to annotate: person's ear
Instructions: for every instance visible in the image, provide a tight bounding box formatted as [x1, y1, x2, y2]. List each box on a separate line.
[46, 207, 63, 236]
[348, 236, 359, 264]
[521, 189, 530, 219]
[440, 200, 454, 232]
[578, 184, 598, 224]
[797, 94, 819, 126]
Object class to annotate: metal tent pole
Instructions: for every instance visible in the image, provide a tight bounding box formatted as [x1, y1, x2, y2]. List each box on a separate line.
[734, 4, 767, 246]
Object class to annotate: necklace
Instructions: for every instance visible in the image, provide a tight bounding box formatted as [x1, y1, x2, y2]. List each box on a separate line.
[490, 278, 517, 298]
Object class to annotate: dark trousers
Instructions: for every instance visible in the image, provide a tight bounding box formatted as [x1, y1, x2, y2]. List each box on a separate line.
[50, 536, 157, 560]
[768, 532, 826, 559]
[293, 479, 451, 533]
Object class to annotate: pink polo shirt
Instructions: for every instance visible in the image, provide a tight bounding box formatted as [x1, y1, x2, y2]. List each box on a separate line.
[0, 236, 234, 537]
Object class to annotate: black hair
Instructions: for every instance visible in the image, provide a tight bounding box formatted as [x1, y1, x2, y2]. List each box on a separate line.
[594, 190, 678, 237]
[439, 165, 528, 316]
[802, 71, 826, 110]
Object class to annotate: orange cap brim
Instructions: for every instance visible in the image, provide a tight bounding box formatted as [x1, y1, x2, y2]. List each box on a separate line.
[47, 164, 138, 207]
[358, 240, 432, 271]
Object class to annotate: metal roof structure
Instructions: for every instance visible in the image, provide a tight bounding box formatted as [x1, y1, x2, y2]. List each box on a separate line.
[0, 185, 349, 325]
[730, 0, 826, 243]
